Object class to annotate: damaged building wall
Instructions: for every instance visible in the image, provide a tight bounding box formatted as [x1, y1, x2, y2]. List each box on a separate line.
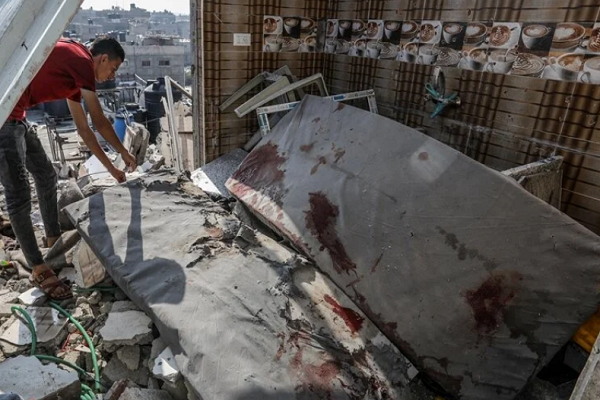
[199, 0, 329, 163]
[196, 0, 600, 236]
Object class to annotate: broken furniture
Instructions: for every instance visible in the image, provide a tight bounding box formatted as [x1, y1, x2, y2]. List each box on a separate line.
[226, 96, 600, 400]
[63, 171, 425, 400]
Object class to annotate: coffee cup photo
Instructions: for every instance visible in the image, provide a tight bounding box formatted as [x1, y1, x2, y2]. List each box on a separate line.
[264, 35, 283, 52]
[442, 23, 464, 46]
[548, 53, 584, 81]
[367, 41, 382, 59]
[283, 17, 300, 37]
[403, 42, 419, 63]
[417, 45, 440, 65]
[521, 24, 551, 50]
[384, 21, 402, 43]
[485, 49, 517, 74]
[462, 48, 488, 71]
[581, 56, 600, 84]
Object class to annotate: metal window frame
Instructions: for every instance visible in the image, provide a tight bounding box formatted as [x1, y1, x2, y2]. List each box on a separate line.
[256, 89, 378, 136]
[234, 73, 328, 118]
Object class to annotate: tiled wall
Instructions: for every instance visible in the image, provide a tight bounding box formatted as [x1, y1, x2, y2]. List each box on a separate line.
[199, 0, 600, 235]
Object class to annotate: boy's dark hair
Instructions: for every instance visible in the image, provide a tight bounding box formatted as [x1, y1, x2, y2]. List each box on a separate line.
[89, 37, 125, 61]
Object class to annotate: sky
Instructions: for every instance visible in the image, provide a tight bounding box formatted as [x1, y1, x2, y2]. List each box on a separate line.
[81, 0, 190, 15]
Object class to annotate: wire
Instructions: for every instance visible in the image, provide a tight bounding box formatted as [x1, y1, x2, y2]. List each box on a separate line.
[10, 303, 102, 399]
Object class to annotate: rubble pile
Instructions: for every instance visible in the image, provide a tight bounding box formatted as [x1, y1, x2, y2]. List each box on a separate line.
[0, 129, 195, 400]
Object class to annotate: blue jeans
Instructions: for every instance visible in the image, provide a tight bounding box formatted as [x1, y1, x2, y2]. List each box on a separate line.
[0, 120, 60, 266]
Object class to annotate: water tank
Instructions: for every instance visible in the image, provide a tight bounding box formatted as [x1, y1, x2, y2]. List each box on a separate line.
[143, 77, 182, 143]
[113, 111, 134, 142]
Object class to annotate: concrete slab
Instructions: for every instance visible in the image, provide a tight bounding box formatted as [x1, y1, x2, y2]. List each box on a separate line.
[190, 148, 248, 197]
[111, 301, 140, 313]
[0, 306, 67, 346]
[0, 289, 19, 305]
[103, 351, 150, 386]
[64, 171, 422, 400]
[117, 345, 141, 371]
[153, 346, 180, 383]
[0, 355, 80, 399]
[227, 96, 600, 400]
[0, 303, 13, 317]
[17, 287, 46, 306]
[120, 388, 173, 400]
[99, 310, 153, 349]
[73, 239, 106, 288]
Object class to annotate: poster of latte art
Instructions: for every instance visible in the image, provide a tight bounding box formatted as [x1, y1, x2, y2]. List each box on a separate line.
[262, 15, 600, 85]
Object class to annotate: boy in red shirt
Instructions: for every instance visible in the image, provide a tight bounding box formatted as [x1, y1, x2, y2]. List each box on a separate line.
[0, 37, 137, 299]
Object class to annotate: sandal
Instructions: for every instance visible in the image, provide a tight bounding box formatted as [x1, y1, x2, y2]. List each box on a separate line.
[30, 268, 73, 300]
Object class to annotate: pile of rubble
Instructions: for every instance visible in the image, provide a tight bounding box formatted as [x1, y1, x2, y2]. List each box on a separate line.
[0, 125, 196, 400]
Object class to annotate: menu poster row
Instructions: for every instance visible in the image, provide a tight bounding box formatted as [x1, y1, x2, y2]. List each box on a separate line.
[263, 16, 600, 84]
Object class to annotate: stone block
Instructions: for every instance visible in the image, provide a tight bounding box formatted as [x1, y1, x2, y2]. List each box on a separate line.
[17, 287, 46, 306]
[0, 355, 80, 399]
[99, 310, 153, 351]
[120, 387, 173, 400]
[152, 346, 180, 383]
[117, 345, 141, 371]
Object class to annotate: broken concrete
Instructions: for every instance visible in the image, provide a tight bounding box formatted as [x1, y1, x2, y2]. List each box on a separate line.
[117, 345, 141, 371]
[0, 355, 80, 399]
[105, 378, 139, 400]
[57, 181, 85, 231]
[111, 300, 140, 313]
[190, 148, 248, 197]
[103, 349, 150, 386]
[0, 288, 19, 304]
[0, 303, 13, 317]
[120, 387, 174, 400]
[64, 171, 421, 400]
[153, 346, 180, 383]
[73, 239, 105, 288]
[226, 96, 600, 400]
[99, 310, 153, 350]
[17, 287, 46, 306]
[0, 307, 67, 346]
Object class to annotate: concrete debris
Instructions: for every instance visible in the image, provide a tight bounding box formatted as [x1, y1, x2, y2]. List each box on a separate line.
[152, 346, 180, 383]
[57, 267, 77, 282]
[149, 337, 167, 368]
[99, 310, 153, 350]
[161, 379, 188, 400]
[117, 345, 141, 371]
[120, 387, 174, 400]
[17, 287, 46, 306]
[73, 239, 106, 288]
[103, 348, 150, 386]
[0, 356, 80, 399]
[57, 181, 85, 231]
[87, 289, 102, 305]
[0, 288, 19, 304]
[124, 123, 151, 166]
[105, 379, 140, 400]
[148, 377, 161, 389]
[190, 148, 248, 197]
[0, 307, 67, 347]
[0, 303, 13, 317]
[111, 300, 140, 313]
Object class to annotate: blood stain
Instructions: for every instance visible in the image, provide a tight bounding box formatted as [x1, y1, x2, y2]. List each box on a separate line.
[305, 192, 357, 274]
[323, 294, 364, 334]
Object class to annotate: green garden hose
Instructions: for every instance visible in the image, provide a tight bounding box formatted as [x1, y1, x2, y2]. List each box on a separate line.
[10, 303, 102, 399]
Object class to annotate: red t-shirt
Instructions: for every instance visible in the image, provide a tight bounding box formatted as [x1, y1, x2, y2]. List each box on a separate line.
[10, 39, 96, 120]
